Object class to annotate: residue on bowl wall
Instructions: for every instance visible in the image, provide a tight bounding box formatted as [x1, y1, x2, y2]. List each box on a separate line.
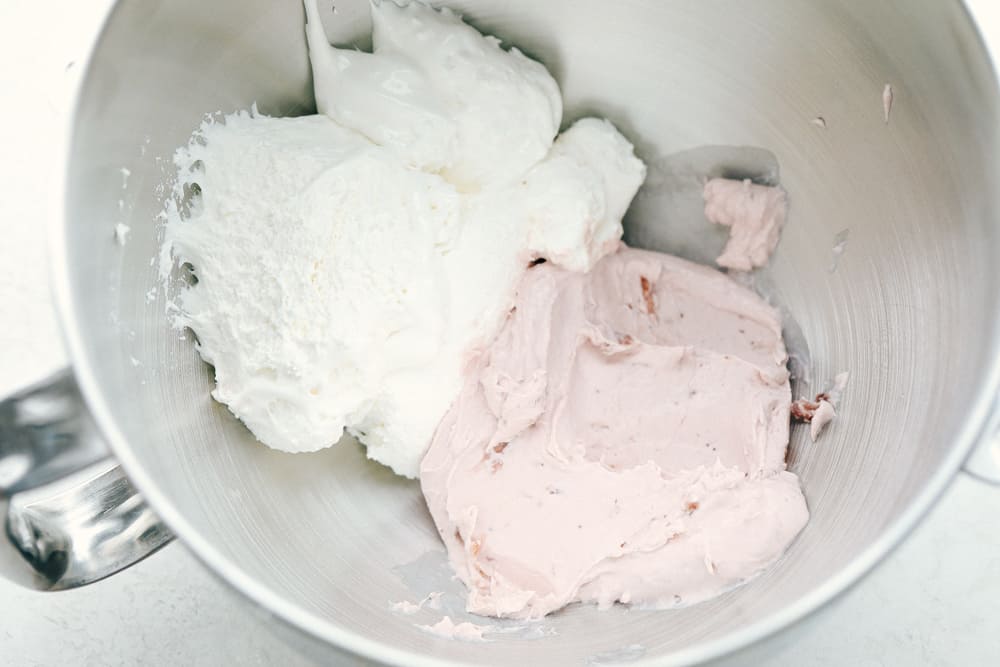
[417, 616, 488, 642]
[829, 228, 849, 273]
[114, 222, 131, 246]
[791, 371, 849, 441]
[389, 591, 442, 615]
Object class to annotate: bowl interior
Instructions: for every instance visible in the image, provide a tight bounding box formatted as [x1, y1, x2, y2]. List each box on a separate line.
[60, 0, 1000, 664]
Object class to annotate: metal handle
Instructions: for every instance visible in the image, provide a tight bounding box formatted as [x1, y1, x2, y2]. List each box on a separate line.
[0, 369, 172, 590]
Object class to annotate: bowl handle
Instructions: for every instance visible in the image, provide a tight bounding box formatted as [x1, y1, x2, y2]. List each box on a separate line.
[0, 369, 172, 590]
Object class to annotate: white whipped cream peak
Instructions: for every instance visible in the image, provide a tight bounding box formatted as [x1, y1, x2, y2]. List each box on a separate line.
[161, 2, 645, 477]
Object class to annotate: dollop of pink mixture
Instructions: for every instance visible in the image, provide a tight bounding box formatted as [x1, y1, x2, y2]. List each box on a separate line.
[703, 177, 788, 271]
[420, 247, 808, 619]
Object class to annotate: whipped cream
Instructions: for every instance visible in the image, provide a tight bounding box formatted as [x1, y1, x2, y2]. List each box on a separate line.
[162, 0, 645, 477]
[421, 247, 807, 618]
[305, 0, 561, 192]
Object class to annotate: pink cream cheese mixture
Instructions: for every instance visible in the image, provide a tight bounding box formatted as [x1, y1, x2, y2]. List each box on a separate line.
[703, 177, 788, 271]
[420, 245, 808, 619]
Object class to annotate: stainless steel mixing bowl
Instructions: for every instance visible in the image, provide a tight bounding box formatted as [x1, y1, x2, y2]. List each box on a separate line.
[3, 0, 1000, 664]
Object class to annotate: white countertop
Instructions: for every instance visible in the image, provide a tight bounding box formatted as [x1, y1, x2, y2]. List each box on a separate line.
[2, 1, 999, 665]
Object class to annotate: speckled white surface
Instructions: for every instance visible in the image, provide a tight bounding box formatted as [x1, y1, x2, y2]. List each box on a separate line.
[1, 1, 999, 665]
